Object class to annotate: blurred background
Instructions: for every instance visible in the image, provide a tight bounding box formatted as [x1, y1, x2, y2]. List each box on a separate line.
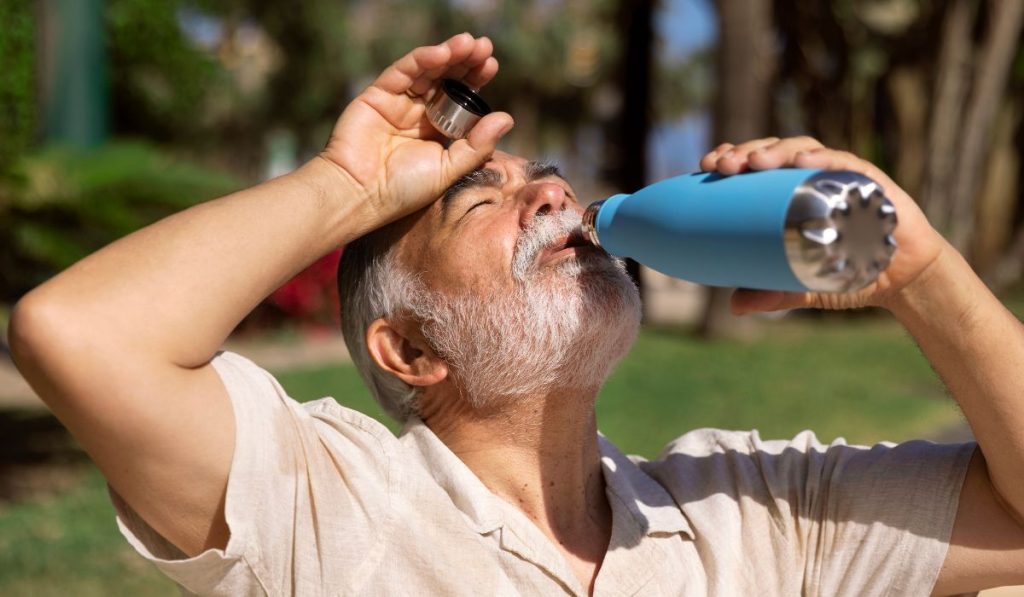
[1, 0, 1023, 594]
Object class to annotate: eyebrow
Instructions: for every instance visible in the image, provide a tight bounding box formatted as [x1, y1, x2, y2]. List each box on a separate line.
[440, 160, 568, 222]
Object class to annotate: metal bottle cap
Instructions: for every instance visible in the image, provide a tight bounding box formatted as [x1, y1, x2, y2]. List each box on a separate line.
[426, 79, 492, 140]
[784, 170, 898, 292]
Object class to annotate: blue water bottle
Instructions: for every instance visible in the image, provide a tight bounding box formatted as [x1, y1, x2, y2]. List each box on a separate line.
[580, 169, 898, 292]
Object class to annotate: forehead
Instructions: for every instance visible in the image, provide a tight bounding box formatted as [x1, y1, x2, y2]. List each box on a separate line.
[391, 151, 565, 266]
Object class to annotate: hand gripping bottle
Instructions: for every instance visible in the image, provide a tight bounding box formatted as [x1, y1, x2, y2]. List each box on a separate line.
[580, 169, 898, 292]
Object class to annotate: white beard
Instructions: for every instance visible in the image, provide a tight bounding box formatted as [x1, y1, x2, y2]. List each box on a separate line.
[410, 210, 642, 409]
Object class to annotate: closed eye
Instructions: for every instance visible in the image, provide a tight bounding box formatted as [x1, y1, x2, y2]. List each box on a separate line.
[462, 199, 495, 218]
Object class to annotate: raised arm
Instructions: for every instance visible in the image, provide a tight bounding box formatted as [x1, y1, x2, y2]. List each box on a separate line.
[7, 34, 512, 557]
[699, 137, 1024, 594]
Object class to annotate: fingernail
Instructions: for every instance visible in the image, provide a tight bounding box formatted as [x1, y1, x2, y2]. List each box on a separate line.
[721, 150, 734, 158]
[755, 146, 768, 153]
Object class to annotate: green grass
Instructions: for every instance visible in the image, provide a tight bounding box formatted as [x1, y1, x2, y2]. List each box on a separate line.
[0, 317, 965, 594]
[598, 319, 959, 456]
[0, 471, 176, 596]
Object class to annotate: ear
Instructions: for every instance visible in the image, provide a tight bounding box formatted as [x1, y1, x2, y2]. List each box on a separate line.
[365, 318, 448, 388]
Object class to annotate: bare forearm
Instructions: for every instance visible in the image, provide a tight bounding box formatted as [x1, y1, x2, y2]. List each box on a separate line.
[17, 157, 368, 369]
[889, 243, 1024, 519]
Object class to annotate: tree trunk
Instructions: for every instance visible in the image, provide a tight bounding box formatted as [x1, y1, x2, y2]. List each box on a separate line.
[922, 0, 977, 233]
[948, 0, 1024, 254]
[973, 100, 1021, 272]
[699, 0, 776, 339]
[606, 0, 655, 314]
[888, 67, 929, 200]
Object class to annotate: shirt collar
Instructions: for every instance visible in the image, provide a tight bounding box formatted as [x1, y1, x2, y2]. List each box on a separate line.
[399, 417, 504, 534]
[399, 417, 694, 540]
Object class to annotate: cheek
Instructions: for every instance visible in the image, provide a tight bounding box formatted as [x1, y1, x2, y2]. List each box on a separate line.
[439, 222, 519, 291]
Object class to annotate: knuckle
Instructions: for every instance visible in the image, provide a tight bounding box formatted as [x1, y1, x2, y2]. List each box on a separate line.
[794, 135, 824, 147]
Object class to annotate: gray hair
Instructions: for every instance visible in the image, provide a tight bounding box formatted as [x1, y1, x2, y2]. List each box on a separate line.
[337, 226, 421, 421]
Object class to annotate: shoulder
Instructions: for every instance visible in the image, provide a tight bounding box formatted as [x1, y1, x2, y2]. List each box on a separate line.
[651, 427, 835, 464]
[210, 350, 401, 468]
[641, 428, 829, 492]
[303, 396, 401, 454]
[643, 426, 974, 522]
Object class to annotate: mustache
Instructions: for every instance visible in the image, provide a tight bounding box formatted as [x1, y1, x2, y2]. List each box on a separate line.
[511, 209, 586, 280]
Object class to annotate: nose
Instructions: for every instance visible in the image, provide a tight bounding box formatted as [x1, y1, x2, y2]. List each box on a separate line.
[518, 182, 571, 228]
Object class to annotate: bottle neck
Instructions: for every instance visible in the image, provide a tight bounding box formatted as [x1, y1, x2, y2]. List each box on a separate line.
[581, 201, 604, 247]
[581, 193, 630, 248]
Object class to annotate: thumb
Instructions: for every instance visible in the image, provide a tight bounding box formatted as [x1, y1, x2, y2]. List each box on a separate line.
[443, 112, 514, 178]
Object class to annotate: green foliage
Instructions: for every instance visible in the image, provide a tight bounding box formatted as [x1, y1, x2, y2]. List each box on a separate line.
[484, 1, 620, 93]
[106, 0, 221, 142]
[0, 142, 239, 301]
[656, 46, 713, 120]
[0, 0, 37, 179]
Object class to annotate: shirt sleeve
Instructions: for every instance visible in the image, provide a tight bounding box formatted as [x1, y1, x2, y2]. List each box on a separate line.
[649, 428, 976, 596]
[108, 351, 396, 596]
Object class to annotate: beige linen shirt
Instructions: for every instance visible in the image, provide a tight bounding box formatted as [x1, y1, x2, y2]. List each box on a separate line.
[111, 351, 975, 596]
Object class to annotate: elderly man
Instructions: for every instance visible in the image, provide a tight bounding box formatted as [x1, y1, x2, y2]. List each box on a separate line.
[9, 35, 1024, 595]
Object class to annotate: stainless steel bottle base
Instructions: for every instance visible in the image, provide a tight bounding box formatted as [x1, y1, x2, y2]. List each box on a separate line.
[784, 171, 898, 292]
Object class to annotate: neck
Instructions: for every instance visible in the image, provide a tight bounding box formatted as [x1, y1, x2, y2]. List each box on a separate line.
[422, 386, 612, 572]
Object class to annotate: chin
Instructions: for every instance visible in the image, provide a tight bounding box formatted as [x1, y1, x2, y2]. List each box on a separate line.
[540, 252, 643, 388]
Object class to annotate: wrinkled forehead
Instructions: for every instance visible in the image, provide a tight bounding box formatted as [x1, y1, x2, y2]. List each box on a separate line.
[390, 151, 557, 265]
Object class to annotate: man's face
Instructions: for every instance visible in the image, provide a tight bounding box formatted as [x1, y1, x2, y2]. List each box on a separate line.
[399, 151, 592, 296]
[392, 151, 641, 405]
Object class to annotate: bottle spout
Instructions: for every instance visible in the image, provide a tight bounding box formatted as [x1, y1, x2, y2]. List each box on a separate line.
[581, 201, 605, 247]
[581, 193, 630, 248]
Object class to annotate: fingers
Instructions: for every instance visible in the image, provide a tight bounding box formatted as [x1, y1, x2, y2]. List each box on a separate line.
[445, 36, 493, 86]
[712, 137, 780, 174]
[443, 111, 515, 179]
[373, 33, 497, 99]
[699, 137, 779, 173]
[373, 44, 451, 95]
[791, 148, 901, 197]
[701, 136, 827, 174]
[463, 56, 499, 90]
[746, 136, 826, 171]
[730, 289, 810, 315]
[699, 143, 735, 171]
[699, 136, 912, 212]
[730, 286, 878, 315]
[408, 33, 478, 96]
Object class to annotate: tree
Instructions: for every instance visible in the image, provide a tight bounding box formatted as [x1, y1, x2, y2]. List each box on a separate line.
[698, 0, 776, 338]
[944, 0, 1024, 255]
[0, 0, 37, 180]
[601, 0, 656, 308]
